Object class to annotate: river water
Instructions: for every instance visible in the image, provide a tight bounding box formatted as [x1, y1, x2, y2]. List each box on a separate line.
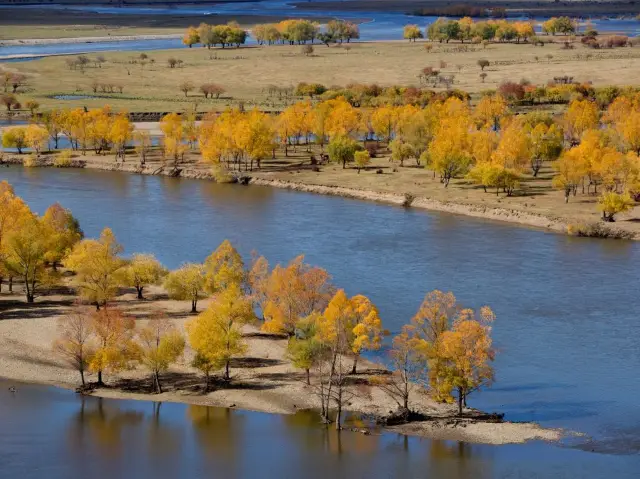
[1, 2, 639, 60]
[3, 380, 640, 478]
[2, 165, 640, 458]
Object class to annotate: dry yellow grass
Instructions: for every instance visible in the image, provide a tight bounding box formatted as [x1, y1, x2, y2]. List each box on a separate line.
[7, 40, 640, 112]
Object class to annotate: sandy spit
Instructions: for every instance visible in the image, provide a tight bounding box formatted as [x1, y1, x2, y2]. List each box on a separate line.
[0, 286, 563, 446]
[0, 34, 182, 47]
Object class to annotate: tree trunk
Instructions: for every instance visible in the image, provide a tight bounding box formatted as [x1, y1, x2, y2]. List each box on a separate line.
[191, 299, 197, 313]
[8, 277, 12, 292]
[97, 370, 104, 386]
[335, 404, 342, 430]
[306, 368, 310, 385]
[80, 369, 85, 386]
[457, 388, 463, 416]
[224, 360, 230, 381]
[154, 371, 163, 394]
[137, 286, 144, 300]
[351, 356, 358, 374]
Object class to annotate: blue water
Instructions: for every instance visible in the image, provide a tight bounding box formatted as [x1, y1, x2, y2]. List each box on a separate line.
[2, 165, 640, 458]
[1, 2, 639, 60]
[1, 380, 639, 478]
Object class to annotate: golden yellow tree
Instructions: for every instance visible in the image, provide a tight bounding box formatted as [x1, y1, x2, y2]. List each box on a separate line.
[598, 191, 635, 222]
[109, 112, 133, 161]
[89, 306, 138, 385]
[123, 253, 167, 299]
[137, 313, 185, 393]
[24, 124, 49, 156]
[65, 227, 126, 309]
[563, 99, 599, 144]
[3, 213, 55, 303]
[437, 306, 495, 415]
[262, 255, 334, 335]
[204, 239, 245, 295]
[163, 263, 206, 313]
[160, 112, 185, 162]
[187, 285, 254, 381]
[41, 202, 83, 269]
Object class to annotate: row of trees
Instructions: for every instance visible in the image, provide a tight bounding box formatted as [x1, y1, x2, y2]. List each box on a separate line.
[41, 211, 495, 422]
[424, 18, 535, 43]
[183, 22, 248, 48]
[6, 89, 638, 220]
[0, 181, 83, 302]
[182, 19, 360, 49]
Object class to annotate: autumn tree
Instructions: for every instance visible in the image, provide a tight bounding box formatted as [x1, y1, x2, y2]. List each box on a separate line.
[89, 307, 138, 385]
[133, 130, 152, 165]
[164, 263, 206, 313]
[563, 99, 599, 144]
[41, 202, 83, 269]
[65, 228, 126, 309]
[427, 112, 473, 186]
[409, 290, 496, 414]
[373, 325, 427, 410]
[261, 255, 334, 335]
[183, 26, 200, 47]
[137, 313, 185, 393]
[2, 214, 54, 303]
[247, 253, 269, 317]
[598, 191, 635, 222]
[437, 307, 495, 415]
[2, 126, 27, 154]
[354, 150, 370, 173]
[327, 135, 359, 169]
[286, 313, 327, 385]
[24, 124, 49, 156]
[403, 25, 423, 42]
[187, 285, 254, 381]
[160, 112, 186, 162]
[123, 253, 167, 299]
[53, 308, 95, 385]
[204, 239, 245, 295]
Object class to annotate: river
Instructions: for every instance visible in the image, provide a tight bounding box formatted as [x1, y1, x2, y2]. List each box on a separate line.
[3, 380, 639, 478]
[1, 166, 640, 473]
[1, 2, 639, 60]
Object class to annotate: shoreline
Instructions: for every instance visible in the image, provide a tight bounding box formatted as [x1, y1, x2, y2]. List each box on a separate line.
[0, 33, 182, 47]
[0, 374, 563, 445]
[0, 158, 599, 238]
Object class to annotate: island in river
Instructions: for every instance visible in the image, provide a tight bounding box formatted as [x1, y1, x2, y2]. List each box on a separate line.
[0, 282, 561, 446]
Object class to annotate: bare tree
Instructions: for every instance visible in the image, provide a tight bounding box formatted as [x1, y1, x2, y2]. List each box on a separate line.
[168, 57, 178, 69]
[179, 81, 195, 97]
[53, 309, 94, 386]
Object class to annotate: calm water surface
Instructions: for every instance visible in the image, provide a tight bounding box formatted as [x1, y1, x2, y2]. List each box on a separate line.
[1, 380, 639, 478]
[1, 166, 640, 469]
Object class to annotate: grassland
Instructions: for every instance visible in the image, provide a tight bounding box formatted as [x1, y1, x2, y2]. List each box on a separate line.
[5, 40, 640, 112]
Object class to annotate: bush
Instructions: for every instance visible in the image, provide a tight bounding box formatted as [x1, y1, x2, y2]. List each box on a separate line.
[295, 82, 327, 97]
[23, 154, 38, 167]
[54, 150, 73, 167]
[567, 222, 635, 239]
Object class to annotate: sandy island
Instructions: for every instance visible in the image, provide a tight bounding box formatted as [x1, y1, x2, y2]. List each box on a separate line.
[0, 283, 562, 446]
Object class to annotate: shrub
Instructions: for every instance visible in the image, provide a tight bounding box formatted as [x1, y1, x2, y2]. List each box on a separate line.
[295, 82, 327, 97]
[23, 154, 38, 167]
[54, 150, 73, 167]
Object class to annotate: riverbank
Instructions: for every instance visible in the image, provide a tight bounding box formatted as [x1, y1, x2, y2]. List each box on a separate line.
[2, 150, 637, 239]
[0, 34, 182, 46]
[0, 283, 562, 445]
